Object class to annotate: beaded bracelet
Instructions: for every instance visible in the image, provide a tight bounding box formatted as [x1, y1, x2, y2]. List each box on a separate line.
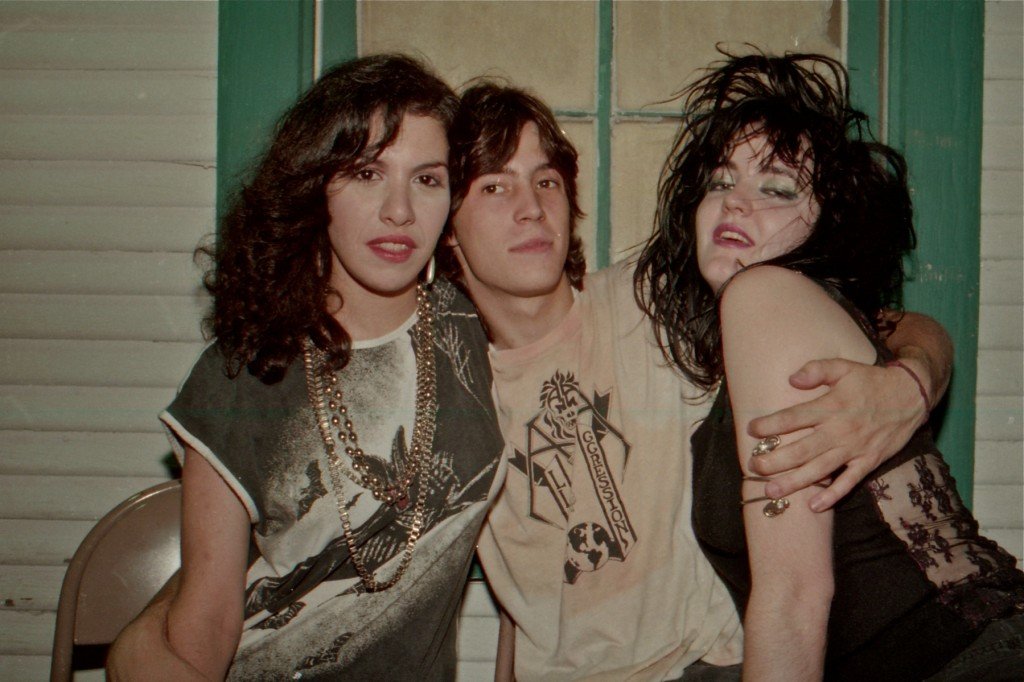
[886, 359, 932, 414]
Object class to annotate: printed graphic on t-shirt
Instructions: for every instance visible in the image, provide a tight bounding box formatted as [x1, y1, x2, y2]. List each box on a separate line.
[508, 370, 637, 583]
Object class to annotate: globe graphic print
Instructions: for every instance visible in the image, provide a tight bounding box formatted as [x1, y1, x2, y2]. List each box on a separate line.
[566, 522, 612, 572]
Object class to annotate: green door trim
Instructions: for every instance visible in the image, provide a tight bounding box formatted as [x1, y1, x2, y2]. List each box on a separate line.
[885, 0, 984, 505]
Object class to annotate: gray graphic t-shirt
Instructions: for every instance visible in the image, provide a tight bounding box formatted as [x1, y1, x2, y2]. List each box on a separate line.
[161, 280, 504, 680]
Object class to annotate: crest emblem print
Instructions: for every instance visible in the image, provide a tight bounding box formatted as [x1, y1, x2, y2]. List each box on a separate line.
[508, 371, 636, 583]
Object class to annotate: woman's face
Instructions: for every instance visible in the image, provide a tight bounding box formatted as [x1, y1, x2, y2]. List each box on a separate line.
[325, 113, 450, 305]
[695, 132, 819, 292]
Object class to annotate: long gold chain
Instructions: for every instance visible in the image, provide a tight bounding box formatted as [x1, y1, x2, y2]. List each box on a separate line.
[303, 284, 437, 591]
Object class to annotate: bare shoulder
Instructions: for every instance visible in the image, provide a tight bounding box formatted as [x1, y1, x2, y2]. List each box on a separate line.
[720, 266, 874, 365]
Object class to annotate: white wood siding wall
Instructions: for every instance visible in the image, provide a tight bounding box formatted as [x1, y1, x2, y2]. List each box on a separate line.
[0, 2, 216, 679]
[976, 0, 1024, 564]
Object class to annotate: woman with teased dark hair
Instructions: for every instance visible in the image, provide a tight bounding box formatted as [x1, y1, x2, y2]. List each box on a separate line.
[636, 52, 1024, 680]
[437, 81, 587, 291]
[109, 54, 504, 680]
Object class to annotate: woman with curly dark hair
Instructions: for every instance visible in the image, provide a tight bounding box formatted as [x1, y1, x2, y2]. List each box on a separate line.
[108, 54, 504, 680]
[636, 52, 1024, 680]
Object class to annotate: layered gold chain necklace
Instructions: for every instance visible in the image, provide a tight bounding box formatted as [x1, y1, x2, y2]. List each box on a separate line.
[303, 284, 437, 591]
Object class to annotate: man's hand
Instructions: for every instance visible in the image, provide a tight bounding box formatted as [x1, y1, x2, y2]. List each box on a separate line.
[747, 358, 928, 511]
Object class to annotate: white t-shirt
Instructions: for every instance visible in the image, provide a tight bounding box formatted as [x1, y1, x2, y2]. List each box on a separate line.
[477, 260, 742, 681]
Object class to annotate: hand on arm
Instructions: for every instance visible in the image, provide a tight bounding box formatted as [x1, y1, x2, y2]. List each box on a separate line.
[747, 310, 953, 510]
[721, 269, 877, 680]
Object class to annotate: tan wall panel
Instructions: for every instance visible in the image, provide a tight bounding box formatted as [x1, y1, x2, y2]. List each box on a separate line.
[0, 340, 204, 387]
[560, 120, 598, 268]
[0, 294, 208, 342]
[0, 431, 174, 477]
[0, 206, 213, 252]
[616, 1, 840, 111]
[0, 115, 215, 163]
[609, 122, 677, 260]
[361, 1, 596, 111]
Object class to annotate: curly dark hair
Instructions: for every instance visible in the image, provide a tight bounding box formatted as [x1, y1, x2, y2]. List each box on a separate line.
[201, 54, 457, 384]
[437, 81, 587, 290]
[634, 51, 916, 391]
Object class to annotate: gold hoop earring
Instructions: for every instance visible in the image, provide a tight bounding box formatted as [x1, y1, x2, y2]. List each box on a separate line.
[423, 256, 436, 286]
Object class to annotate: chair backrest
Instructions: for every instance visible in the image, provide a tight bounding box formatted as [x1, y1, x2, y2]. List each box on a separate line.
[51, 479, 182, 682]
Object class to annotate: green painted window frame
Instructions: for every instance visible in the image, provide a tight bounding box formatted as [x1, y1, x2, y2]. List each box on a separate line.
[217, 0, 983, 503]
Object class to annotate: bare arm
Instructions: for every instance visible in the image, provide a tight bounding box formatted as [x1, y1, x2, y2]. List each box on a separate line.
[494, 608, 515, 682]
[747, 310, 953, 510]
[721, 268, 879, 680]
[107, 573, 210, 681]
[109, 448, 250, 680]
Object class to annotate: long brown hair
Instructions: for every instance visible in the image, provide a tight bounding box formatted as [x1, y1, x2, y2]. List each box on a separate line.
[438, 81, 586, 289]
[201, 54, 457, 384]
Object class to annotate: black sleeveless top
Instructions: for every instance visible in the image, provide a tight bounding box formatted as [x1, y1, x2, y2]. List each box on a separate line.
[690, 284, 1024, 680]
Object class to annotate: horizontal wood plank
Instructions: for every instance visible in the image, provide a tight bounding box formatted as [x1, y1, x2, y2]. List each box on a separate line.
[0, 431, 175, 477]
[0, 205, 213, 252]
[0, 609, 55, 655]
[0, 654, 51, 681]
[0, 476, 169, 521]
[0, 339, 203, 387]
[0, 385, 177, 432]
[973, 484, 1024, 529]
[0, 251, 203, 296]
[0, 25, 214, 72]
[984, 31, 1024, 80]
[0, 519, 94, 565]
[981, 214, 1024, 260]
[981, 169, 1024, 214]
[975, 395, 1024, 442]
[0, 160, 215, 208]
[983, 80, 1023, 125]
[974, 440, 1024, 484]
[0, 70, 215, 117]
[978, 304, 1023, 350]
[982, 123, 1024, 170]
[0, 294, 207, 341]
[0, 115, 214, 163]
[980, 260, 1024, 305]
[976, 349, 1024, 396]
[0, 564, 66, 611]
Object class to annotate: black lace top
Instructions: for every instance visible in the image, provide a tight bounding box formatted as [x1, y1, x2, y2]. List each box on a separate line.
[690, 285, 1024, 680]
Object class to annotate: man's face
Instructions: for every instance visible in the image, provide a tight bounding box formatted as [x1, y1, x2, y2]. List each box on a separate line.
[449, 122, 571, 304]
